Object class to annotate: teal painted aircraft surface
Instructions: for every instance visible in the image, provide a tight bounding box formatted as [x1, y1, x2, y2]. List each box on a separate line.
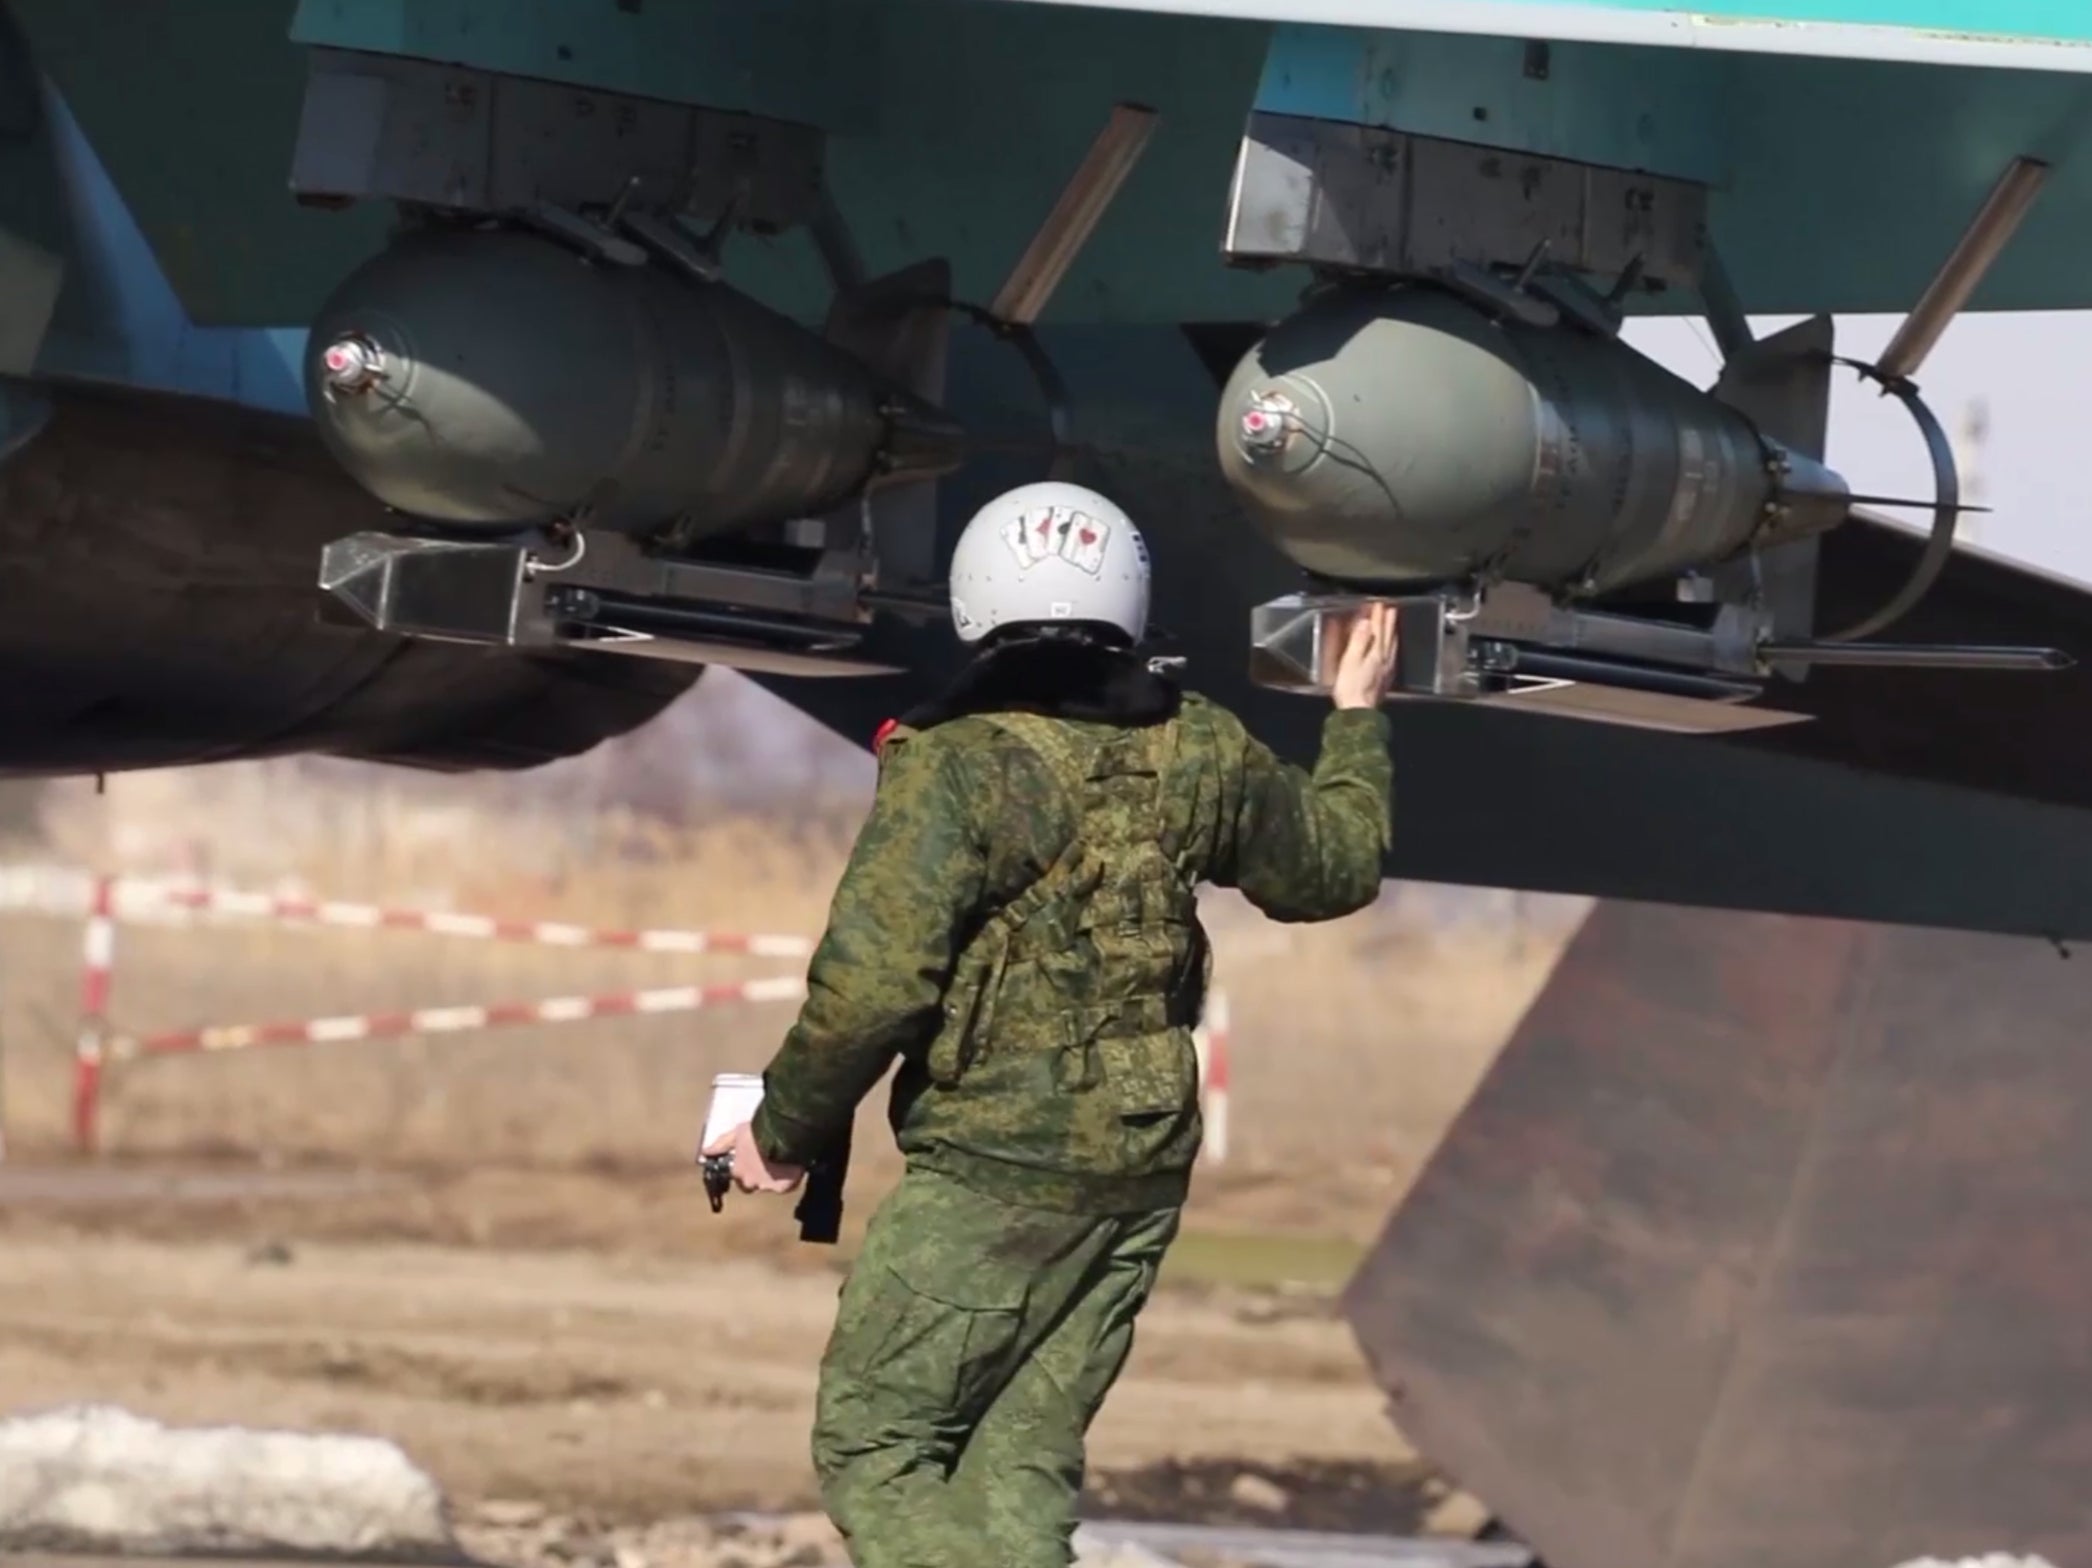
[10, 0, 2092, 352]
[7, 8, 2092, 1562]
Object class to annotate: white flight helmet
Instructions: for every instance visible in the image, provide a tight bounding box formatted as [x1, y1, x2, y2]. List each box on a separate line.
[947, 481, 1151, 646]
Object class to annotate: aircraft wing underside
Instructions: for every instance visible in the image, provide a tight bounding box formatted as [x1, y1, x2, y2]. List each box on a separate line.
[3, 0, 2092, 934]
[11, 0, 2092, 333]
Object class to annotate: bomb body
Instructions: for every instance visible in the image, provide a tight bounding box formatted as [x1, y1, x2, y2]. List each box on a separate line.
[307, 228, 946, 537]
[1217, 286, 1847, 594]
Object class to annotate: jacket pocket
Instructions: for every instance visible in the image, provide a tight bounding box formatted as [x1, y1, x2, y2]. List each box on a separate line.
[1101, 1030, 1197, 1120]
[819, 1175, 1033, 1431]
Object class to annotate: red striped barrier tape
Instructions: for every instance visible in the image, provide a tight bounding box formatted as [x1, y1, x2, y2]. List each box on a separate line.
[144, 883, 815, 958]
[72, 873, 115, 1155]
[65, 866, 1234, 1166]
[107, 975, 810, 1062]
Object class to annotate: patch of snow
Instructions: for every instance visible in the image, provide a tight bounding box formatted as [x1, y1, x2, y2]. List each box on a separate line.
[0, 1403, 456, 1559]
[1070, 1530, 1187, 1567]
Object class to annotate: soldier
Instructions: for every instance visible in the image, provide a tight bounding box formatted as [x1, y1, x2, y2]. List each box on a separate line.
[704, 480, 1397, 1567]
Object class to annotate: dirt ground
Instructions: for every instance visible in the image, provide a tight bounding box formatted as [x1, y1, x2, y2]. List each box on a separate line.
[0, 897, 1552, 1540]
[0, 1163, 1455, 1536]
[0, 732, 1577, 1546]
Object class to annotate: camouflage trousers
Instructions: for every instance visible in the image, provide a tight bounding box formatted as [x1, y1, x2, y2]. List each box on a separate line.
[811, 1165, 1182, 1568]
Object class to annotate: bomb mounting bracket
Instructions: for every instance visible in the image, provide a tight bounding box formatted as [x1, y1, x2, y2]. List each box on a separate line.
[319, 527, 905, 678]
[1248, 584, 2072, 735]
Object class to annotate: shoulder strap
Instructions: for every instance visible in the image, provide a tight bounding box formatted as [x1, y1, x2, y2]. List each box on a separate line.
[973, 711, 1189, 925]
[983, 712, 1176, 823]
[964, 713, 1107, 939]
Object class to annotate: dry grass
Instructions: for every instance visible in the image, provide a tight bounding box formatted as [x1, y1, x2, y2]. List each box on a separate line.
[0, 677, 1584, 1239]
[0, 681, 1593, 1542]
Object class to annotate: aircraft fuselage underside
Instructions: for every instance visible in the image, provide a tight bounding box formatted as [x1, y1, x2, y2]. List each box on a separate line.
[3, 0, 2092, 935]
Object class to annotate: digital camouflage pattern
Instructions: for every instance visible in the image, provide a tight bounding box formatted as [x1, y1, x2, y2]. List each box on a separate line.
[752, 655, 1389, 1566]
[750, 692, 1392, 1213]
[811, 1165, 1180, 1568]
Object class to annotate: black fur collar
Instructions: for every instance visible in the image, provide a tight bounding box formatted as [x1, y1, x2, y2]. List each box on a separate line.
[902, 637, 1182, 731]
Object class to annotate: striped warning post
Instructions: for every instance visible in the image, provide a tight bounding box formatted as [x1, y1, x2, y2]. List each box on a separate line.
[65, 868, 1243, 1162]
[106, 975, 810, 1063]
[72, 873, 116, 1155]
[141, 883, 814, 958]
[1192, 989, 1231, 1165]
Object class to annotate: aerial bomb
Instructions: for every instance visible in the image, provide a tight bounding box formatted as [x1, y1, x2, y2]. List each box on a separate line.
[1216, 285, 1851, 596]
[305, 228, 961, 537]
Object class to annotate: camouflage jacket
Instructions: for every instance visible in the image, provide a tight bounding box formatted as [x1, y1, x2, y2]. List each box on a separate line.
[749, 638, 1391, 1212]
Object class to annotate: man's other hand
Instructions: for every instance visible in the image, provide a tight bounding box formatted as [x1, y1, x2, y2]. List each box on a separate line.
[704, 1121, 806, 1195]
[1332, 601, 1399, 710]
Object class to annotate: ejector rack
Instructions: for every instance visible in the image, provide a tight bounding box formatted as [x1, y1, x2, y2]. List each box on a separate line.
[1221, 112, 2072, 732]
